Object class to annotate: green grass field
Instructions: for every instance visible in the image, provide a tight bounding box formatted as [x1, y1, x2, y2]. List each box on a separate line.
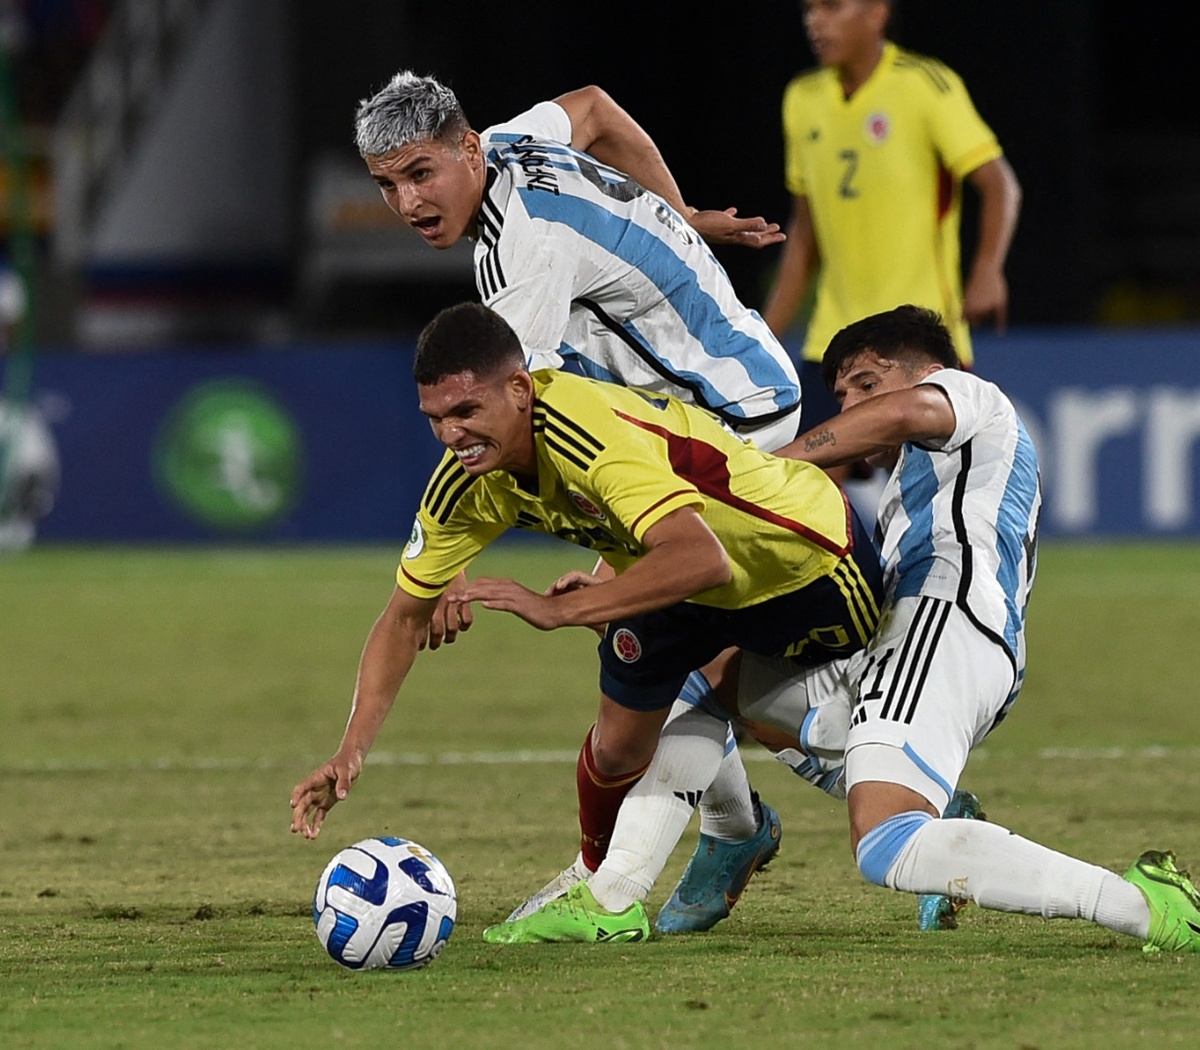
[2, 541, 1199, 1049]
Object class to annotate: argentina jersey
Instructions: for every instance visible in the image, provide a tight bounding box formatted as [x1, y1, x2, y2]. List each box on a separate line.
[876, 370, 1041, 670]
[474, 102, 800, 444]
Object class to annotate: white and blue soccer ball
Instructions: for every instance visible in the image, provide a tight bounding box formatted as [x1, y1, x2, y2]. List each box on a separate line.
[313, 836, 456, 970]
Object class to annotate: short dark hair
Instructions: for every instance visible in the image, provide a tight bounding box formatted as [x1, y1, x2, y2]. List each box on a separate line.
[820, 304, 960, 390]
[414, 302, 527, 385]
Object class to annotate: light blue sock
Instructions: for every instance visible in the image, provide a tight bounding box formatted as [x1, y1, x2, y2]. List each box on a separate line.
[855, 811, 933, 887]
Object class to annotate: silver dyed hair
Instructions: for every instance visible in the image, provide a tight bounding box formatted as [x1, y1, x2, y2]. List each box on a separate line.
[353, 71, 470, 158]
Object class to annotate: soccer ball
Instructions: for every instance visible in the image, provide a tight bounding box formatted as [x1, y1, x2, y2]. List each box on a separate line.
[313, 836, 456, 970]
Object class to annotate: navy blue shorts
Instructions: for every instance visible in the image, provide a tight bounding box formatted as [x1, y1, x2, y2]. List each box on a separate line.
[598, 504, 884, 711]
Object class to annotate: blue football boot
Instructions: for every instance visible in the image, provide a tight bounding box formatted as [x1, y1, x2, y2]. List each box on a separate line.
[655, 795, 781, 934]
[917, 789, 987, 931]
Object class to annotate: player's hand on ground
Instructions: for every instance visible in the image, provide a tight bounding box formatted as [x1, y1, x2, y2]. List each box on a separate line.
[687, 207, 785, 249]
[289, 752, 362, 839]
[454, 576, 565, 630]
[422, 570, 473, 651]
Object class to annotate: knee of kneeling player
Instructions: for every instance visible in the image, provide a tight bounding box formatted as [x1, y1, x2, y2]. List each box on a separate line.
[854, 811, 933, 887]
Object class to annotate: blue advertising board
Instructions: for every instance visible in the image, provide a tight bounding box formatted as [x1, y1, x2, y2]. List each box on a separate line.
[12, 326, 1200, 542]
[973, 327, 1200, 536]
[25, 344, 443, 543]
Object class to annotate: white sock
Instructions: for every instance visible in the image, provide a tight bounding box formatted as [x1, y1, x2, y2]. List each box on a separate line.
[589, 701, 727, 912]
[697, 724, 758, 841]
[886, 818, 1151, 939]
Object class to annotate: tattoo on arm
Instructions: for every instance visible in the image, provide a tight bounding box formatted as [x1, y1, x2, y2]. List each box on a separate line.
[803, 428, 837, 452]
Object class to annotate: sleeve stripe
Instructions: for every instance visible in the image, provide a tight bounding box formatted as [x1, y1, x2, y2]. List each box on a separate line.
[398, 564, 447, 595]
[630, 489, 701, 535]
[431, 472, 479, 526]
[536, 402, 605, 455]
[542, 430, 593, 471]
[477, 172, 506, 297]
[425, 458, 471, 522]
[894, 51, 951, 93]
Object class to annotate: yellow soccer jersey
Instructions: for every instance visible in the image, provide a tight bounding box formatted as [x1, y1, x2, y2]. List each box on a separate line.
[398, 370, 859, 611]
[783, 42, 1002, 366]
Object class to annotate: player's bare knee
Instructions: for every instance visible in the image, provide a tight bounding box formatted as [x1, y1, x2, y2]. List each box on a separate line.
[593, 697, 670, 775]
[589, 723, 659, 776]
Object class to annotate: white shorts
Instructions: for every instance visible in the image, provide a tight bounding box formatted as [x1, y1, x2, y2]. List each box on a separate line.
[843, 595, 1018, 812]
[737, 650, 856, 769]
[738, 595, 1019, 813]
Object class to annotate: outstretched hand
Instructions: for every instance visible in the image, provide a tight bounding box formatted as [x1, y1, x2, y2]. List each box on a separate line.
[289, 750, 362, 840]
[687, 207, 786, 249]
[453, 576, 566, 631]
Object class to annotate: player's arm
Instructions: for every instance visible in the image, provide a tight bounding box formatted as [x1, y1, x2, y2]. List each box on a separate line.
[761, 194, 820, 336]
[776, 386, 957, 469]
[289, 585, 437, 839]
[554, 85, 783, 249]
[455, 506, 731, 630]
[962, 156, 1022, 331]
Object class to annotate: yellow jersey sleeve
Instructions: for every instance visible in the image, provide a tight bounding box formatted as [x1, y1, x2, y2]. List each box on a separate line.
[395, 454, 507, 599]
[924, 61, 1002, 179]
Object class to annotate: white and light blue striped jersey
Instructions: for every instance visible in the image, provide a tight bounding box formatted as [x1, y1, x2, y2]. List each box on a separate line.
[876, 369, 1041, 674]
[475, 102, 801, 447]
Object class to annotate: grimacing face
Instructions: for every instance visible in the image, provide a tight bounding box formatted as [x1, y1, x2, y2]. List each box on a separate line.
[365, 130, 485, 249]
[417, 368, 535, 477]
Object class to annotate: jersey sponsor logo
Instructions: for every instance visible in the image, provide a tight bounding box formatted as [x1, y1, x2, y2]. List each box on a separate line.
[612, 627, 642, 664]
[516, 506, 635, 555]
[864, 111, 891, 145]
[568, 490, 607, 521]
[404, 519, 425, 559]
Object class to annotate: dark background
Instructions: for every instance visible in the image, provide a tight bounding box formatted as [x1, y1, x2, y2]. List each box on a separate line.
[5, 1, 1196, 347]
[292, 0, 1199, 331]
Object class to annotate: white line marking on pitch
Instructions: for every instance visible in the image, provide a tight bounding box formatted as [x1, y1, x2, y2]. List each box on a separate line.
[11, 745, 1197, 774]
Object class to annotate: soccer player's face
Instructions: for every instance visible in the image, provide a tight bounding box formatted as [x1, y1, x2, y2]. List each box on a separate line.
[803, 0, 886, 68]
[832, 351, 918, 410]
[418, 369, 535, 476]
[365, 132, 485, 249]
